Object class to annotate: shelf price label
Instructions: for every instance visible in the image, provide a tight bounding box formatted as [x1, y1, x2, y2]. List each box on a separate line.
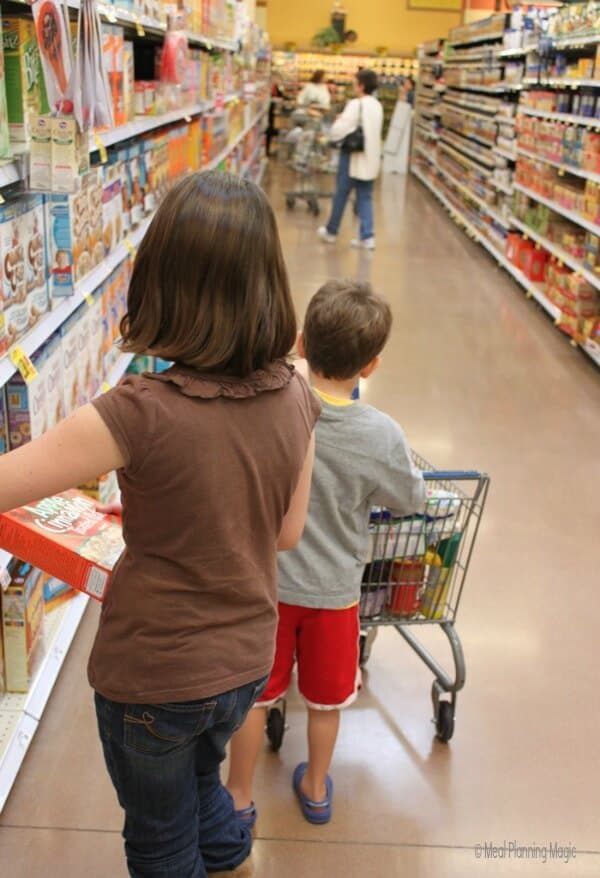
[124, 238, 137, 259]
[93, 133, 108, 164]
[101, 382, 111, 394]
[9, 347, 38, 384]
[0, 192, 5, 205]
[134, 15, 145, 36]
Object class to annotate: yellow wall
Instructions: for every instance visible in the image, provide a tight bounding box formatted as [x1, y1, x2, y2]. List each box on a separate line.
[265, 0, 461, 55]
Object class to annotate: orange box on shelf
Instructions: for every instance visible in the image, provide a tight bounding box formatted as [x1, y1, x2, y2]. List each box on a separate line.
[519, 246, 549, 282]
[0, 491, 124, 602]
[506, 234, 532, 267]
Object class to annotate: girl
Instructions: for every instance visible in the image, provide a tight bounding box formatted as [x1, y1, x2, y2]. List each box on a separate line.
[0, 171, 319, 878]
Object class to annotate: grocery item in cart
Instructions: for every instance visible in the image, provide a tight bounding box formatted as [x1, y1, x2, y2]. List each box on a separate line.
[0, 490, 124, 601]
[420, 533, 463, 620]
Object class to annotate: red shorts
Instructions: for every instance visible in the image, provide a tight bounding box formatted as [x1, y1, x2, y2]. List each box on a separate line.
[257, 602, 361, 710]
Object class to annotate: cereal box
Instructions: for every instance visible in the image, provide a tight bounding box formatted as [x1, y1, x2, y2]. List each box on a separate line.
[46, 183, 91, 300]
[2, 17, 45, 141]
[88, 286, 105, 395]
[23, 194, 49, 329]
[0, 386, 9, 452]
[40, 571, 75, 613]
[43, 331, 64, 431]
[102, 162, 123, 258]
[1, 558, 45, 692]
[1, 198, 29, 347]
[88, 166, 104, 269]
[79, 470, 119, 507]
[60, 308, 80, 417]
[74, 302, 92, 406]
[6, 344, 48, 448]
[0, 491, 125, 601]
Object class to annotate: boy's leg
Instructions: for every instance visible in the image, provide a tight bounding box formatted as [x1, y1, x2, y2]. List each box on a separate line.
[302, 709, 341, 802]
[226, 707, 267, 811]
[296, 606, 360, 809]
[226, 603, 301, 812]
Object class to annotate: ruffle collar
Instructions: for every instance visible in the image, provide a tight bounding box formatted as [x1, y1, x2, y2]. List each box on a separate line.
[147, 359, 295, 399]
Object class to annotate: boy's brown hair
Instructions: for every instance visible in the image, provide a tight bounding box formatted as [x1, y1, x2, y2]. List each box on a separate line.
[303, 280, 392, 380]
[120, 171, 296, 377]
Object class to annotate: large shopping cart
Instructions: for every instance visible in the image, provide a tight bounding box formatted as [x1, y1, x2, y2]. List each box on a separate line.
[283, 107, 336, 216]
[265, 454, 489, 747]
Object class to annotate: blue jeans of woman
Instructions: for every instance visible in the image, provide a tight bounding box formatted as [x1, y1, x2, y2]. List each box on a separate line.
[326, 151, 374, 240]
[95, 677, 267, 878]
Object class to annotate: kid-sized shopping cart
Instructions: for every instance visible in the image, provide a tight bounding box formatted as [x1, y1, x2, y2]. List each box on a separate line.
[265, 454, 489, 747]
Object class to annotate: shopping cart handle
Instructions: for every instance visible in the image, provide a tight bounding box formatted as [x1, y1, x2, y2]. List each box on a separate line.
[422, 470, 482, 480]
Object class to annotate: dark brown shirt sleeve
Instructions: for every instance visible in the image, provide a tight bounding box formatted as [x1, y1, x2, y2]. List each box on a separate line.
[91, 376, 157, 474]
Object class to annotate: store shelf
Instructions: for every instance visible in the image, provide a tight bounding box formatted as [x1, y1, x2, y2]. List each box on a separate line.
[494, 145, 517, 162]
[0, 105, 268, 390]
[496, 47, 529, 59]
[583, 337, 600, 366]
[415, 124, 439, 142]
[414, 143, 436, 164]
[442, 102, 498, 122]
[518, 106, 600, 128]
[516, 146, 600, 184]
[93, 101, 216, 150]
[490, 177, 513, 196]
[446, 82, 523, 94]
[523, 77, 600, 89]
[495, 116, 516, 126]
[550, 33, 600, 51]
[513, 181, 600, 236]
[510, 216, 600, 293]
[443, 95, 499, 116]
[413, 166, 563, 324]
[440, 134, 496, 170]
[439, 140, 492, 177]
[0, 593, 89, 812]
[449, 31, 505, 49]
[436, 163, 512, 228]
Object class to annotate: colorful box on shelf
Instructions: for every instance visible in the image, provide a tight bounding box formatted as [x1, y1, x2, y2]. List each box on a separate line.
[1, 558, 45, 692]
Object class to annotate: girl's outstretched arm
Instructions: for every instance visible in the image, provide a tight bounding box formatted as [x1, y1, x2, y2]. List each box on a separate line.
[0, 404, 126, 513]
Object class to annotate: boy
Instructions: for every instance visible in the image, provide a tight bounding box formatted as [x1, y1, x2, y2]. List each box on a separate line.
[227, 280, 425, 826]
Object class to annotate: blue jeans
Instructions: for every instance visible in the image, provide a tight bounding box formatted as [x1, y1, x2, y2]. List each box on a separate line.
[95, 677, 267, 878]
[327, 151, 374, 240]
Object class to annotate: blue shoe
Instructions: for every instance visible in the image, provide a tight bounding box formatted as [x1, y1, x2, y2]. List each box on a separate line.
[293, 762, 333, 825]
[235, 802, 257, 831]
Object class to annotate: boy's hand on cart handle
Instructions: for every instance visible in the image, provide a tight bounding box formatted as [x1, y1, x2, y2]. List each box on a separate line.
[96, 501, 123, 518]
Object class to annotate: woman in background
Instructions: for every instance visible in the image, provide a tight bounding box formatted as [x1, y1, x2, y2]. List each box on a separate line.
[298, 70, 331, 110]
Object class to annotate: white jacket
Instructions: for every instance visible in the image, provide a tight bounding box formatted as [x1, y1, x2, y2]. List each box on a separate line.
[297, 83, 331, 110]
[329, 95, 383, 181]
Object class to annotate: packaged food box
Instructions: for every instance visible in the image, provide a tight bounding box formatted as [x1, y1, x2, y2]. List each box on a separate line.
[0, 490, 125, 602]
[60, 307, 81, 417]
[2, 17, 45, 141]
[45, 182, 92, 299]
[88, 286, 105, 395]
[0, 386, 9, 452]
[7, 343, 48, 448]
[1, 558, 45, 692]
[1, 197, 29, 347]
[23, 193, 49, 329]
[88, 165, 104, 269]
[40, 571, 75, 613]
[0, 10, 11, 158]
[79, 471, 119, 507]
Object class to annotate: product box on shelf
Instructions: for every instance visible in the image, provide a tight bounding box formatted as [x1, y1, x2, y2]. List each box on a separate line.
[1, 198, 29, 347]
[79, 470, 119, 507]
[45, 181, 92, 300]
[0, 10, 10, 158]
[0, 491, 125, 602]
[60, 308, 80, 417]
[1, 558, 45, 692]
[40, 571, 75, 613]
[75, 303, 93, 406]
[6, 334, 58, 449]
[2, 17, 46, 142]
[23, 194, 49, 329]
[52, 116, 90, 193]
[0, 387, 9, 452]
[87, 287, 105, 396]
[102, 160, 123, 258]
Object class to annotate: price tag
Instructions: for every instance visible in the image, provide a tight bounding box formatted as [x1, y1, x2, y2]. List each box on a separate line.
[124, 238, 137, 258]
[206, 41, 213, 51]
[184, 115, 192, 124]
[106, 7, 117, 23]
[134, 16, 145, 36]
[94, 133, 108, 164]
[9, 347, 38, 383]
[526, 290, 533, 299]
[554, 317, 561, 326]
[101, 381, 111, 394]
[86, 293, 94, 307]
[0, 192, 5, 205]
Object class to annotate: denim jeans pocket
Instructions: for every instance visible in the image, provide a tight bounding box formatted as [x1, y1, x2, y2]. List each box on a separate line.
[124, 700, 217, 756]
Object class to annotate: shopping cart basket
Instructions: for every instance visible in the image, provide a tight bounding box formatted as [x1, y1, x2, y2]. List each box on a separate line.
[265, 453, 489, 748]
[283, 108, 336, 216]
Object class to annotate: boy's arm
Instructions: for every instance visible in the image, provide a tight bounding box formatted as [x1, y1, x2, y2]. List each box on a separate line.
[369, 427, 426, 517]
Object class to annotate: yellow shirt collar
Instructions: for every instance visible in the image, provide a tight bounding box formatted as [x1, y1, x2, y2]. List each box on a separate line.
[313, 387, 355, 407]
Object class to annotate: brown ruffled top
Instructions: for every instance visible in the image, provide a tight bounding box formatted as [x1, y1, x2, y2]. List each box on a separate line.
[146, 359, 295, 399]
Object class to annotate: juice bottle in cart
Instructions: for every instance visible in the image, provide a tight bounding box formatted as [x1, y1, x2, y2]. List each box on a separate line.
[420, 533, 462, 620]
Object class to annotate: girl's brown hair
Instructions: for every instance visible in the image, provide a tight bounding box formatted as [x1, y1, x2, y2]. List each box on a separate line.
[120, 171, 296, 376]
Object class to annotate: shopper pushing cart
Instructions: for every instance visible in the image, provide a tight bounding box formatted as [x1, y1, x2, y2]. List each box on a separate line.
[227, 278, 488, 828]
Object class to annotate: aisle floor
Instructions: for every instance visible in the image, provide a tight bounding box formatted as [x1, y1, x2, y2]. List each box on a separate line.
[1, 168, 599, 877]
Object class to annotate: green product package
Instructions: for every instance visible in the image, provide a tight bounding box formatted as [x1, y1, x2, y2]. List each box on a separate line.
[3, 17, 45, 141]
[0, 11, 10, 157]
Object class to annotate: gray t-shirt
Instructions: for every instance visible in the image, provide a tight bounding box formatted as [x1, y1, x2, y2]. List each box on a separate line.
[278, 398, 426, 609]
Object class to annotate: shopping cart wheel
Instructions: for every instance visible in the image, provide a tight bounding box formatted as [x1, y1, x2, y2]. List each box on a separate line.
[266, 700, 287, 752]
[286, 196, 295, 209]
[435, 701, 455, 743]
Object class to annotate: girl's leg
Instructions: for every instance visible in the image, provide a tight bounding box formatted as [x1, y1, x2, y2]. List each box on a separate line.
[301, 709, 341, 802]
[326, 152, 353, 236]
[355, 179, 375, 240]
[95, 693, 205, 878]
[226, 707, 267, 811]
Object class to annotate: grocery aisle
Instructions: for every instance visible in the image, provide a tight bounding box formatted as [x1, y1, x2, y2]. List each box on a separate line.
[1, 168, 599, 877]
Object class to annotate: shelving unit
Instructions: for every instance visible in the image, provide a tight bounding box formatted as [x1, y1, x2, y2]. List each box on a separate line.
[412, 9, 600, 369]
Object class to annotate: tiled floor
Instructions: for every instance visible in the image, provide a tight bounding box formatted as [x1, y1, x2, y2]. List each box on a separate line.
[1, 167, 599, 876]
